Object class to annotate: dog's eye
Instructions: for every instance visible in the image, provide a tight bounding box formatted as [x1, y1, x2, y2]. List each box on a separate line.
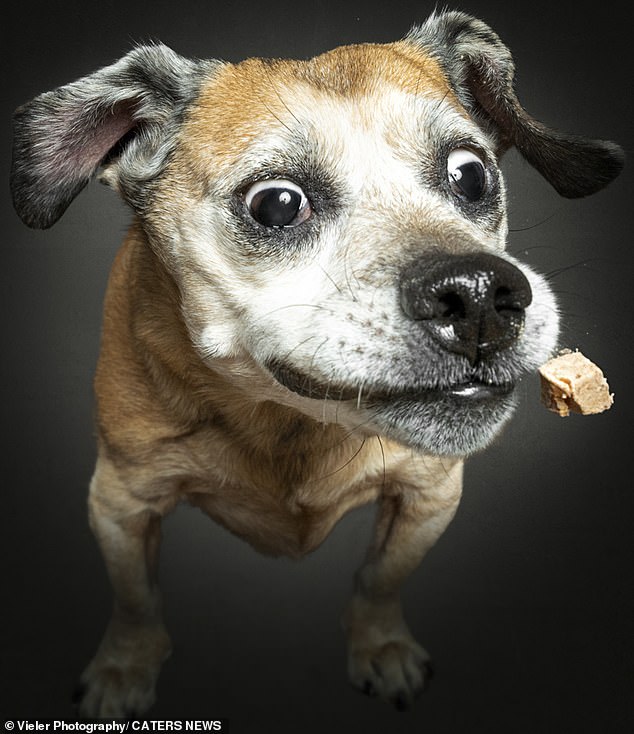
[447, 148, 487, 202]
[244, 180, 311, 228]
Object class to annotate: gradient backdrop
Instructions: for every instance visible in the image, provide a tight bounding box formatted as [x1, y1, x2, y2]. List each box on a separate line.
[2, 1, 632, 731]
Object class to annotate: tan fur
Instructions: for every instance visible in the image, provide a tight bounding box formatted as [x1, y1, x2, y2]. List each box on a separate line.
[179, 42, 459, 177]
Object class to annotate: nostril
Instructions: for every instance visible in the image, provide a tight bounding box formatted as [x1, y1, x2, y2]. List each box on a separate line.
[437, 291, 466, 320]
[494, 285, 529, 315]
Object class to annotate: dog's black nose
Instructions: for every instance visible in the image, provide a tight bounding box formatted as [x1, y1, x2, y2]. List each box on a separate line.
[399, 253, 532, 363]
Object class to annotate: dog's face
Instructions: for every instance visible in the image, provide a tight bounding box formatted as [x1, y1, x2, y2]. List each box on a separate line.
[11, 12, 623, 457]
[142, 46, 558, 456]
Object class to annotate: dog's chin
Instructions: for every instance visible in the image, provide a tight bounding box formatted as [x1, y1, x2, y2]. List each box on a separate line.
[364, 385, 518, 457]
[267, 362, 518, 457]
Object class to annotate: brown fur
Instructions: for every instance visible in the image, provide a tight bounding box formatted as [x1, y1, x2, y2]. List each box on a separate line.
[94, 221, 460, 557]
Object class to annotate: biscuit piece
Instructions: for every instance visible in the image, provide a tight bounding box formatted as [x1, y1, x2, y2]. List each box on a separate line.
[539, 351, 613, 417]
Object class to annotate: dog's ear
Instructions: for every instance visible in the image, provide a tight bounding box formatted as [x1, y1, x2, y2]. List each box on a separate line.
[11, 44, 211, 229]
[407, 11, 624, 198]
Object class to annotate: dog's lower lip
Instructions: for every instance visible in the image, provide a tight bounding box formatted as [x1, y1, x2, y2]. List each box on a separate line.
[382, 380, 515, 404]
[268, 362, 513, 403]
[440, 381, 514, 399]
[268, 362, 359, 400]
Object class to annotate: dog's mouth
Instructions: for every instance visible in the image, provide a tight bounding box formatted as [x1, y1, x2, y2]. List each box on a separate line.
[267, 360, 519, 456]
[267, 361, 515, 405]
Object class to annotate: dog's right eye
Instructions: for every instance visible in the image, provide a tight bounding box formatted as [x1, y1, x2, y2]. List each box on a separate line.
[244, 180, 312, 228]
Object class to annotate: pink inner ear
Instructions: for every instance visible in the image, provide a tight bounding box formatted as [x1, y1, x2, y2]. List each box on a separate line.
[54, 99, 138, 183]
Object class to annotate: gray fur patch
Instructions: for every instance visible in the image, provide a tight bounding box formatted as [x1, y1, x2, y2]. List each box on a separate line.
[406, 11, 624, 198]
[11, 44, 219, 228]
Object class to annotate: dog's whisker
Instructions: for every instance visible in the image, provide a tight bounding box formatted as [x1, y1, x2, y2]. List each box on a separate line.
[313, 437, 368, 481]
[329, 408, 387, 447]
[376, 435, 387, 494]
[506, 243, 557, 256]
[322, 390, 330, 424]
[277, 334, 321, 366]
[309, 337, 330, 368]
[543, 259, 602, 281]
[423, 90, 450, 134]
[347, 259, 364, 294]
[253, 65, 300, 136]
[508, 211, 560, 233]
[320, 369, 342, 423]
[356, 380, 365, 411]
[262, 63, 303, 131]
[297, 336, 329, 399]
[342, 254, 360, 303]
[259, 303, 336, 319]
[317, 264, 345, 295]
[345, 274, 359, 304]
[261, 101, 295, 136]
[337, 224, 363, 304]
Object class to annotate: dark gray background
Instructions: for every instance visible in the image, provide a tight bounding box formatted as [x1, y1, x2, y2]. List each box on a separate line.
[2, 0, 632, 731]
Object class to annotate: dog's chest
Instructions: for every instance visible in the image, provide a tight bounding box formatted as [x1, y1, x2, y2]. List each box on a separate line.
[186, 475, 379, 557]
[172, 425, 389, 557]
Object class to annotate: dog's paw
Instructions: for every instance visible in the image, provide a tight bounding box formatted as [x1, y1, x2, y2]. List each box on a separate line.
[343, 594, 432, 710]
[347, 637, 432, 710]
[74, 621, 171, 718]
[74, 662, 160, 718]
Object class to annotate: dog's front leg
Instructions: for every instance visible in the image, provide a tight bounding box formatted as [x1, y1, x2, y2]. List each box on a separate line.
[343, 455, 463, 709]
[76, 456, 173, 718]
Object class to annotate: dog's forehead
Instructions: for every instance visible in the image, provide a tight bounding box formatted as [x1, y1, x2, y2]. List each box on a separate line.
[179, 41, 464, 172]
[286, 40, 453, 97]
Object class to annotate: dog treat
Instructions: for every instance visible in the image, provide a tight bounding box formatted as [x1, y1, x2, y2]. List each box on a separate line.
[538, 350, 613, 417]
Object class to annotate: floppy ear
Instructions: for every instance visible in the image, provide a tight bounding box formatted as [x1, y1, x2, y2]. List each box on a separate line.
[408, 11, 624, 198]
[11, 44, 211, 229]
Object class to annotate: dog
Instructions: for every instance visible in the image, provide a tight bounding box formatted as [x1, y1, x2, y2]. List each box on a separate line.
[11, 10, 623, 717]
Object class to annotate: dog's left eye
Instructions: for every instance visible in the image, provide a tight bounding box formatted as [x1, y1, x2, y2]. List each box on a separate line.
[447, 148, 487, 202]
[244, 180, 312, 228]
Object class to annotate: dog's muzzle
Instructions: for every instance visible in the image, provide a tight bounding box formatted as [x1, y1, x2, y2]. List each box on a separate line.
[399, 252, 532, 365]
[268, 252, 533, 405]
[266, 251, 535, 455]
